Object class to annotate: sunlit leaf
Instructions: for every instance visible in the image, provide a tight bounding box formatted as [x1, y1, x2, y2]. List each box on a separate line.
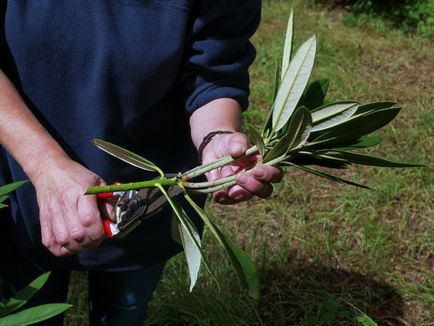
[310, 107, 400, 146]
[283, 162, 371, 189]
[0, 180, 28, 198]
[353, 101, 397, 117]
[263, 138, 290, 164]
[0, 304, 71, 326]
[248, 124, 266, 158]
[178, 218, 202, 292]
[281, 9, 294, 80]
[264, 107, 312, 163]
[91, 139, 164, 177]
[311, 102, 359, 132]
[184, 193, 260, 299]
[302, 78, 330, 110]
[157, 185, 210, 291]
[315, 150, 424, 167]
[0, 272, 50, 317]
[272, 35, 316, 132]
[263, 61, 280, 137]
[286, 107, 313, 150]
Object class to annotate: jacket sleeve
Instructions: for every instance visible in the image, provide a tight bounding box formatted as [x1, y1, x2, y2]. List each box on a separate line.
[0, 3, 6, 68]
[181, 0, 261, 113]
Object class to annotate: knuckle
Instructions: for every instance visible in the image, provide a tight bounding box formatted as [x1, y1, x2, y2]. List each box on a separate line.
[79, 214, 96, 227]
[70, 227, 86, 241]
[60, 189, 78, 203]
[55, 235, 70, 246]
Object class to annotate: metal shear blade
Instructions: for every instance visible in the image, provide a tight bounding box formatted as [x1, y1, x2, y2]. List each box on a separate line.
[115, 185, 184, 232]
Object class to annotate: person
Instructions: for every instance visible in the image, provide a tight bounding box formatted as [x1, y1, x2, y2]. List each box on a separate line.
[0, 1, 281, 325]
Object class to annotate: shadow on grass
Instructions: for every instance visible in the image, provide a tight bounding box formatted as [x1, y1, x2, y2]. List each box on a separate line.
[259, 256, 406, 326]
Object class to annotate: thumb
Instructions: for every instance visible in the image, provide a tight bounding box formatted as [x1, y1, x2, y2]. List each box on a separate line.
[224, 132, 248, 158]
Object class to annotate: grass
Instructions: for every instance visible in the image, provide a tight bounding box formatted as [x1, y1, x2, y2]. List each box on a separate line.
[65, 1, 433, 325]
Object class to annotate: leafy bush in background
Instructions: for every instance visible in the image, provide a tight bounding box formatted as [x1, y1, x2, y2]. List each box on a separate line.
[314, 0, 434, 37]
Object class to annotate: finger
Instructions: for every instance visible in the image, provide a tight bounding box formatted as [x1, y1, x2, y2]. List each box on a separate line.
[48, 199, 71, 248]
[41, 216, 74, 257]
[227, 184, 252, 202]
[252, 166, 283, 183]
[206, 168, 221, 182]
[225, 133, 248, 158]
[221, 165, 236, 178]
[99, 200, 116, 222]
[60, 190, 87, 244]
[236, 172, 274, 198]
[213, 189, 233, 205]
[77, 194, 104, 241]
[40, 210, 57, 252]
[52, 241, 74, 257]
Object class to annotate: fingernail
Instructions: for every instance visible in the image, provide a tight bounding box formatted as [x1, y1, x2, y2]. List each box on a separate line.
[233, 193, 244, 201]
[254, 168, 265, 178]
[231, 143, 245, 155]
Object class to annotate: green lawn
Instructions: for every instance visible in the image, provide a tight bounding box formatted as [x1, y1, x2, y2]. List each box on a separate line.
[66, 1, 433, 325]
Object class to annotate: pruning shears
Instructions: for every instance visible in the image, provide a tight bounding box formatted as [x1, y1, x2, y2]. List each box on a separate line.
[97, 182, 183, 239]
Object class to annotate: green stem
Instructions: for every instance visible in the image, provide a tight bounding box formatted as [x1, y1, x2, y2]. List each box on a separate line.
[185, 151, 288, 193]
[183, 145, 258, 180]
[183, 175, 236, 189]
[189, 180, 237, 194]
[85, 177, 177, 194]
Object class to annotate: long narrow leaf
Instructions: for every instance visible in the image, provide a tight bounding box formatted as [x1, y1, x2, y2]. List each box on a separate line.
[331, 135, 383, 150]
[0, 272, 50, 317]
[289, 153, 350, 169]
[263, 138, 290, 164]
[272, 36, 316, 132]
[310, 107, 400, 146]
[286, 107, 313, 151]
[178, 219, 201, 292]
[184, 193, 260, 299]
[281, 9, 294, 79]
[311, 102, 359, 132]
[264, 107, 312, 163]
[91, 139, 164, 177]
[283, 162, 371, 189]
[157, 185, 209, 291]
[353, 101, 397, 117]
[0, 304, 71, 326]
[302, 79, 330, 110]
[263, 61, 281, 137]
[315, 151, 424, 167]
[248, 125, 266, 158]
[0, 180, 28, 198]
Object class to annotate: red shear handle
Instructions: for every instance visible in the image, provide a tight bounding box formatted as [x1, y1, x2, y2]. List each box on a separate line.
[97, 182, 122, 238]
[103, 220, 114, 238]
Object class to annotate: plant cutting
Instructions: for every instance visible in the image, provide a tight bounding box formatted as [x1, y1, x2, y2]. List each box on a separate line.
[85, 11, 422, 298]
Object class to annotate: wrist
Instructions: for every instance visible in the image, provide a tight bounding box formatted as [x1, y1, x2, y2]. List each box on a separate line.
[190, 98, 242, 149]
[24, 143, 70, 184]
[197, 130, 234, 162]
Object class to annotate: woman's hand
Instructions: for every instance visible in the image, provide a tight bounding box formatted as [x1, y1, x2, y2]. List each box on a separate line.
[201, 132, 282, 204]
[31, 157, 108, 257]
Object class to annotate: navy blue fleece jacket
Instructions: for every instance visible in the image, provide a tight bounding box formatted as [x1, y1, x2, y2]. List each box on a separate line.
[0, 0, 260, 271]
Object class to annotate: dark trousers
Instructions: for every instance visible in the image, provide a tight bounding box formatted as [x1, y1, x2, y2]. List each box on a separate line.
[1, 259, 165, 326]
